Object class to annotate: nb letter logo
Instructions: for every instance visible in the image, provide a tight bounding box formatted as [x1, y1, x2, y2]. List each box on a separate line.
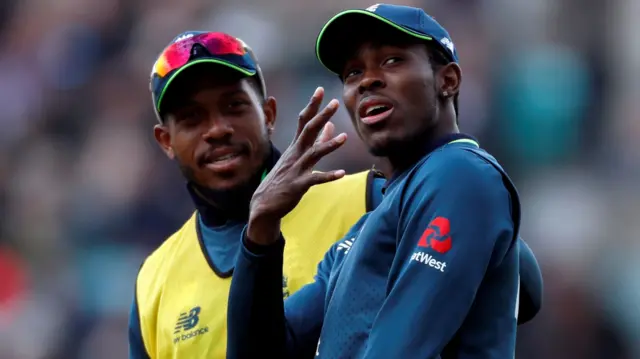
[366, 4, 380, 12]
[174, 306, 200, 334]
[173, 306, 209, 344]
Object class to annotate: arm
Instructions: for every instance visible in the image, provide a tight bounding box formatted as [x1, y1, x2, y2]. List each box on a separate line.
[227, 220, 358, 358]
[370, 168, 541, 323]
[128, 296, 151, 359]
[362, 152, 519, 358]
[227, 87, 347, 357]
[358, 168, 544, 324]
[226, 235, 288, 358]
[517, 237, 543, 324]
[364, 165, 542, 323]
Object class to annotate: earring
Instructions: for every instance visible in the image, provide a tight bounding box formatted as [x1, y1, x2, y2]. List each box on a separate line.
[442, 91, 449, 97]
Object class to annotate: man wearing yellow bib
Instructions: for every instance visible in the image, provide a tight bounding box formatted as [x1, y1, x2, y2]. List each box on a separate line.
[128, 31, 542, 359]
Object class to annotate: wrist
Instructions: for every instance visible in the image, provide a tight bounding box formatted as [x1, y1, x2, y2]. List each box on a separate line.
[246, 215, 281, 246]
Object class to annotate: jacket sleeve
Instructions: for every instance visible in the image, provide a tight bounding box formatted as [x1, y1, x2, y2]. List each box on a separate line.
[370, 169, 541, 325]
[227, 215, 369, 359]
[517, 237, 543, 324]
[128, 293, 151, 359]
[361, 152, 519, 358]
[363, 166, 546, 323]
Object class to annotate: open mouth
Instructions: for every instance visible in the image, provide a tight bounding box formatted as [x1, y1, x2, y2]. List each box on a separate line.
[359, 101, 394, 125]
[365, 104, 390, 117]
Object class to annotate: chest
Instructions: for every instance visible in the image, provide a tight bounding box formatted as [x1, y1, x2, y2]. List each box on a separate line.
[329, 201, 399, 297]
[318, 199, 403, 357]
[151, 224, 331, 359]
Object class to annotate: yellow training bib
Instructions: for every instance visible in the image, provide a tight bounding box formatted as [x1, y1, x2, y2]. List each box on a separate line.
[135, 170, 374, 358]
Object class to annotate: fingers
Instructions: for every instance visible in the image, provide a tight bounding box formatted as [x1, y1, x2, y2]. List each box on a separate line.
[299, 132, 347, 169]
[317, 122, 335, 144]
[298, 99, 340, 148]
[295, 87, 324, 138]
[305, 169, 346, 187]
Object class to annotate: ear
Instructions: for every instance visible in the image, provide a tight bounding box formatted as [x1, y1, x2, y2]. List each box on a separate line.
[262, 96, 277, 135]
[438, 63, 462, 98]
[153, 123, 175, 159]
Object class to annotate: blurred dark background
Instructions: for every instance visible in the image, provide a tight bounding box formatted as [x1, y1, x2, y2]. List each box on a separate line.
[0, 0, 638, 358]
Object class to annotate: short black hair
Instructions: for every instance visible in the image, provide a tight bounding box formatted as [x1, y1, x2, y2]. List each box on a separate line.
[247, 75, 266, 102]
[425, 45, 459, 117]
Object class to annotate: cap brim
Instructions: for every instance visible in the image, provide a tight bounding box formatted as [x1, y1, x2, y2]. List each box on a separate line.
[155, 58, 256, 113]
[315, 9, 433, 75]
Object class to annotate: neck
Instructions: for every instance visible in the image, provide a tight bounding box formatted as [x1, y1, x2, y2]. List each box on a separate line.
[188, 144, 281, 227]
[387, 122, 459, 173]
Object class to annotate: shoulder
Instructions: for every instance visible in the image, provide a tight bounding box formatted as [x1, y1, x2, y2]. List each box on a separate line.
[310, 170, 371, 194]
[396, 146, 511, 215]
[410, 145, 504, 191]
[283, 170, 373, 244]
[299, 170, 371, 209]
[328, 212, 371, 255]
[136, 213, 196, 295]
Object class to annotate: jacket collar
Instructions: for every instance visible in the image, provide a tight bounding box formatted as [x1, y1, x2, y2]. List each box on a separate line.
[383, 133, 478, 193]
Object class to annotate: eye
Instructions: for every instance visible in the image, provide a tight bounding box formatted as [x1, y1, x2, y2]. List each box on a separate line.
[181, 109, 197, 118]
[343, 68, 362, 80]
[175, 107, 202, 124]
[225, 99, 251, 115]
[228, 99, 249, 109]
[383, 57, 403, 65]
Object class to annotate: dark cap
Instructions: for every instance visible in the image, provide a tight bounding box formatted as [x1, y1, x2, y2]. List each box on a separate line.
[149, 31, 267, 121]
[315, 4, 458, 75]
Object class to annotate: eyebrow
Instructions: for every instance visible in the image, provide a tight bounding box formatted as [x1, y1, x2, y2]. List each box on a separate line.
[166, 86, 252, 114]
[346, 41, 410, 61]
[176, 99, 200, 108]
[219, 89, 249, 98]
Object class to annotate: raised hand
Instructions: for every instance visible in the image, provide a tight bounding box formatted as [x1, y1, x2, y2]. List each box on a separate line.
[247, 87, 348, 245]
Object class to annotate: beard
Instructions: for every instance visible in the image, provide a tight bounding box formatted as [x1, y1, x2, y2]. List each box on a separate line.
[178, 162, 199, 184]
[367, 94, 439, 161]
[175, 145, 272, 223]
[366, 132, 422, 158]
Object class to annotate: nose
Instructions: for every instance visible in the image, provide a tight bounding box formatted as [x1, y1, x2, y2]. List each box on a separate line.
[202, 114, 234, 142]
[358, 69, 386, 94]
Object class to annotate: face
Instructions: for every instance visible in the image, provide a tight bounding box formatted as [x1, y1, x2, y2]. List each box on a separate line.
[154, 67, 277, 191]
[341, 40, 460, 157]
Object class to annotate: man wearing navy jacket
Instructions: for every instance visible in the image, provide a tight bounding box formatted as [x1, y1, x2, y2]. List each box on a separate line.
[227, 4, 542, 358]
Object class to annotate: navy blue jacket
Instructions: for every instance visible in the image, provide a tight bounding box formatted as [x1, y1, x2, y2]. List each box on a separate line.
[227, 136, 538, 358]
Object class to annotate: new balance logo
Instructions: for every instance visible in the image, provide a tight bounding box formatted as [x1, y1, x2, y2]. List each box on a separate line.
[173, 306, 209, 344]
[173, 33, 195, 43]
[441, 37, 454, 53]
[337, 238, 354, 254]
[174, 307, 200, 333]
[366, 4, 380, 12]
[337, 219, 368, 255]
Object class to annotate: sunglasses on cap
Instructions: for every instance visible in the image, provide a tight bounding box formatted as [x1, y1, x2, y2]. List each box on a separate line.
[149, 31, 265, 117]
